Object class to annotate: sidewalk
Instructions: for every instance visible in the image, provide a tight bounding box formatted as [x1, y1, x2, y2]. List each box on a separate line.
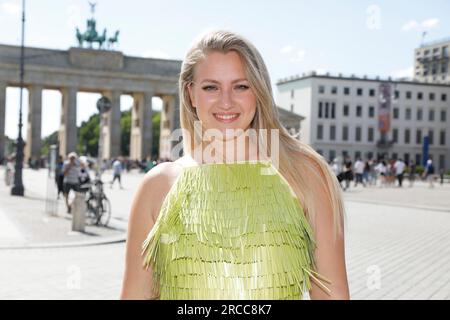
[0, 167, 127, 249]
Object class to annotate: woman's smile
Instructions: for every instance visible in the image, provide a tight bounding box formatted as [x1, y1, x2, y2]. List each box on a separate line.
[212, 112, 241, 123]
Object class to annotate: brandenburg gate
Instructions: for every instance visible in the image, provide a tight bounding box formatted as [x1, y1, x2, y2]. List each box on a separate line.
[0, 44, 181, 162]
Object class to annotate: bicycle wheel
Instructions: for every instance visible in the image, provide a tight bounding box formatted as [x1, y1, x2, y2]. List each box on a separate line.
[86, 196, 100, 226]
[97, 196, 111, 227]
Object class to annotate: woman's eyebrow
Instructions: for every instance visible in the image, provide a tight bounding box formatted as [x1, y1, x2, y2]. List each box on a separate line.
[200, 78, 248, 84]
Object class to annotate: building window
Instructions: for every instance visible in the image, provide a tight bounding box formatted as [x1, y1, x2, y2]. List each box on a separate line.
[406, 91, 412, 99]
[369, 89, 375, 97]
[357, 88, 363, 96]
[442, 93, 447, 102]
[429, 93, 435, 101]
[405, 129, 410, 144]
[393, 108, 399, 119]
[417, 108, 423, 121]
[395, 90, 400, 99]
[331, 102, 336, 119]
[355, 127, 362, 142]
[343, 104, 349, 116]
[403, 108, 411, 120]
[317, 124, 323, 140]
[325, 102, 329, 118]
[440, 130, 446, 146]
[416, 129, 422, 144]
[439, 155, 445, 171]
[404, 153, 410, 165]
[441, 110, 447, 122]
[429, 110, 435, 122]
[331, 86, 337, 94]
[428, 130, 434, 145]
[344, 87, 350, 95]
[318, 102, 323, 118]
[342, 126, 349, 141]
[415, 154, 422, 166]
[329, 150, 336, 162]
[368, 127, 374, 142]
[356, 105, 362, 117]
[369, 106, 375, 118]
[319, 85, 325, 94]
[417, 92, 423, 100]
[393, 128, 398, 143]
[330, 125, 336, 141]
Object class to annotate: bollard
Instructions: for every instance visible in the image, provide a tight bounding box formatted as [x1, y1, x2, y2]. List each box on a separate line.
[72, 191, 86, 232]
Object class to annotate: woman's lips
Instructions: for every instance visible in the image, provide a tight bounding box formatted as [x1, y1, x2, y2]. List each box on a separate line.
[213, 112, 240, 123]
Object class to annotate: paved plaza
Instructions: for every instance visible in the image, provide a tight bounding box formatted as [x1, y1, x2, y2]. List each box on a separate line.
[0, 167, 449, 299]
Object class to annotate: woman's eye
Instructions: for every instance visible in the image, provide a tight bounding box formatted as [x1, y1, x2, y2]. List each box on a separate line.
[235, 85, 250, 90]
[202, 85, 217, 91]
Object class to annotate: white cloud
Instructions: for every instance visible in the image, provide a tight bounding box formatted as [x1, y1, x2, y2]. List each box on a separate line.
[142, 49, 170, 59]
[280, 45, 293, 55]
[1, 0, 20, 15]
[401, 18, 440, 32]
[289, 49, 306, 63]
[391, 66, 414, 79]
[421, 18, 439, 29]
[401, 20, 419, 31]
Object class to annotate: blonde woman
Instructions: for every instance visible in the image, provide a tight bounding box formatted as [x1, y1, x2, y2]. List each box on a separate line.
[121, 30, 349, 300]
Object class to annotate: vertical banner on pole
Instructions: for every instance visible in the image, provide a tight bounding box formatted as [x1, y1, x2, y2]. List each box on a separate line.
[422, 136, 429, 167]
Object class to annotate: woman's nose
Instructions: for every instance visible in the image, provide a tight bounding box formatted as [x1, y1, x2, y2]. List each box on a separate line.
[219, 88, 233, 109]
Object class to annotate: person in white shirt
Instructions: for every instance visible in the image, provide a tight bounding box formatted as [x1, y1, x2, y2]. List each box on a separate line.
[394, 159, 406, 187]
[111, 157, 123, 189]
[375, 160, 387, 187]
[353, 158, 366, 187]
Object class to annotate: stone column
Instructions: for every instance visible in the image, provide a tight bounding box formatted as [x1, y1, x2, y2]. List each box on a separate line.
[102, 90, 121, 159]
[130, 91, 153, 161]
[25, 85, 43, 164]
[59, 87, 77, 158]
[159, 94, 181, 160]
[169, 93, 181, 158]
[0, 82, 6, 162]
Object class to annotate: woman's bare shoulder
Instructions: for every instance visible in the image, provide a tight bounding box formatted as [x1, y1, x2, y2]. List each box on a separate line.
[138, 157, 191, 221]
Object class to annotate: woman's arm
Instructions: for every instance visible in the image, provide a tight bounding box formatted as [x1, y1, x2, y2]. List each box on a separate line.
[120, 162, 179, 300]
[302, 159, 350, 300]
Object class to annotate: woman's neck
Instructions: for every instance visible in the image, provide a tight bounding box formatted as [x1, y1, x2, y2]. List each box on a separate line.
[190, 135, 265, 165]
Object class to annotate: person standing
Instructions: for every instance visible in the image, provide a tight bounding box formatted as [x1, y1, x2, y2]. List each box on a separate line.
[111, 157, 124, 189]
[353, 158, 365, 187]
[394, 158, 406, 187]
[408, 160, 416, 187]
[423, 158, 435, 188]
[55, 155, 65, 199]
[62, 152, 80, 213]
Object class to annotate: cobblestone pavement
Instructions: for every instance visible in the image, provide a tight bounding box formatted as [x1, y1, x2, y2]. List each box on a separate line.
[0, 167, 449, 299]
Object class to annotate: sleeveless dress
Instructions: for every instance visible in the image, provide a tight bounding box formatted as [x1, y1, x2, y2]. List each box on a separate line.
[141, 160, 331, 299]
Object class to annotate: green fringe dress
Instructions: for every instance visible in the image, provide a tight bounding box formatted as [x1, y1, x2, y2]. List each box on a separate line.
[142, 160, 331, 299]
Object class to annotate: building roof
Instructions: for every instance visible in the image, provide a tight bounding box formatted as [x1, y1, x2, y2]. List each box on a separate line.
[277, 71, 450, 88]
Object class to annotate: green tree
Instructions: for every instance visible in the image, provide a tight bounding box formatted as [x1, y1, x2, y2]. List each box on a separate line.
[40, 110, 161, 158]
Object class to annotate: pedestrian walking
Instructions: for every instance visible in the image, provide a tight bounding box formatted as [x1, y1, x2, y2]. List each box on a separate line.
[111, 157, 123, 189]
[394, 158, 406, 187]
[55, 155, 64, 199]
[62, 152, 80, 213]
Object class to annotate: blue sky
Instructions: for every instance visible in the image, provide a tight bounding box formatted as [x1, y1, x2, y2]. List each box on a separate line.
[1, 0, 449, 139]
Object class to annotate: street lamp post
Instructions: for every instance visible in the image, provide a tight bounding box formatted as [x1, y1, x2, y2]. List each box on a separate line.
[11, 0, 26, 196]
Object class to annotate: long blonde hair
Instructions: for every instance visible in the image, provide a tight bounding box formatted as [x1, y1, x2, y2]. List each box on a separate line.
[178, 29, 345, 239]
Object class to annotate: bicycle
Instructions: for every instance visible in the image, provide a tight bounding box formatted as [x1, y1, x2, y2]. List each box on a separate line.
[83, 177, 112, 227]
